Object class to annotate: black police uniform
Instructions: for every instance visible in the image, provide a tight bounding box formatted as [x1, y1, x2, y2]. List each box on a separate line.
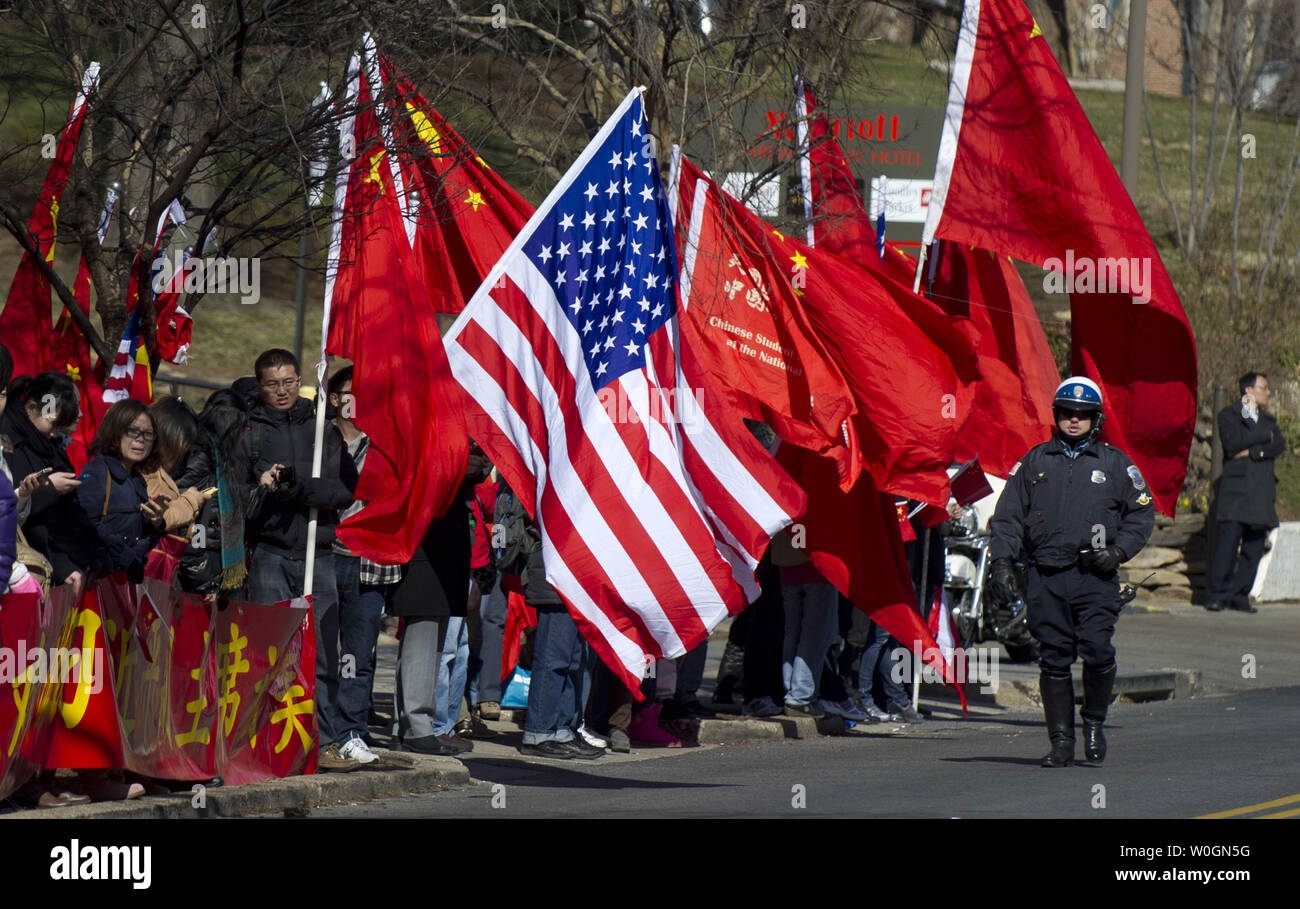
[990, 436, 1154, 674]
[990, 432, 1154, 767]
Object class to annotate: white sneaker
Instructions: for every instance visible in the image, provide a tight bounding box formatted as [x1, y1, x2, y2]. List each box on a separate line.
[339, 735, 380, 764]
[576, 723, 609, 750]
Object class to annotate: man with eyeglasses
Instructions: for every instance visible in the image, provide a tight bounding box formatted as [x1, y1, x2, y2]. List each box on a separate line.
[242, 348, 361, 771]
[1207, 372, 1287, 614]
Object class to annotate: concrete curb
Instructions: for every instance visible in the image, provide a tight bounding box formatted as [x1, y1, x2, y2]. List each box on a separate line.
[921, 667, 1198, 707]
[5, 752, 469, 820]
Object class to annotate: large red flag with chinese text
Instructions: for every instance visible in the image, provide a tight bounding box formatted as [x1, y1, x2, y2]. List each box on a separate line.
[784, 225, 978, 506]
[799, 79, 1057, 478]
[381, 56, 534, 314]
[921, 0, 1196, 512]
[0, 63, 99, 378]
[674, 156, 976, 504]
[325, 50, 470, 563]
[673, 156, 861, 490]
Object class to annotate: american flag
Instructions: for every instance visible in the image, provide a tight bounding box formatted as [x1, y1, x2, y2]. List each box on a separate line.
[445, 88, 804, 689]
[102, 306, 151, 403]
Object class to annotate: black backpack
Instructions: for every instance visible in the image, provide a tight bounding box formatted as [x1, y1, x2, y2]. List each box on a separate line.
[492, 485, 538, 577]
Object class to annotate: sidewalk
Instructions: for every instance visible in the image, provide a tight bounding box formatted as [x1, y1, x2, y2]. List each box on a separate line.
[13, 599, 1285, 819]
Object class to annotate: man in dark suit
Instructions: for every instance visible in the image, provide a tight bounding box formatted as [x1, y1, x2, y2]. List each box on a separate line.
[1208, 372, 1287, 613]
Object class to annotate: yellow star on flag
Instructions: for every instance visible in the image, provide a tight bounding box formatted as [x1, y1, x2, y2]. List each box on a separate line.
[65, 363, 80, 382]
[1030, 17, 1042, 39]
[365, 150, 386, 191]
[465, 190, 485, 212]
[790, 251, 808, 269]
[406, 103, 442, 154]
[46, 200, 60, 263]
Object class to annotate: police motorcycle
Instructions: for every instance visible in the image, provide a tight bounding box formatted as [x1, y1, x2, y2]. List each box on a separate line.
[943, 500, 1141, 663]
[942, 502, 1042, 663]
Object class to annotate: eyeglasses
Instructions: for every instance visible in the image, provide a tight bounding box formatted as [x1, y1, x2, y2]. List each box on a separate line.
[260, 378, 301, 392]
[124, 427, 156, 443]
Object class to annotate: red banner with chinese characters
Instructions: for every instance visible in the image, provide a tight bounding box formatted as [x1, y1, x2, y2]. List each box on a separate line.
[0, 576, 317, 800]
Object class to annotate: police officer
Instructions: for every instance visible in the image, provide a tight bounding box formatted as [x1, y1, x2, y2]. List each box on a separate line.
[988, 377, 1154, 767]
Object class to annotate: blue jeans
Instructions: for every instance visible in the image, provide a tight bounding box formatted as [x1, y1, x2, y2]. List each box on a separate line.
[522, 603, 585, 744]
[334, 555, 386, 741]
[675, 638, 708, 703]
[468, 575, 507, 705]
[434, 615, 470, 736]
[858, 619, 910, 709]
[246, 548, 342, 746]
[781, 580, 838, 705]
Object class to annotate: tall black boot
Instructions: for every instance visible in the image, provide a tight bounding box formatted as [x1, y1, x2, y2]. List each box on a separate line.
[1080, 663, 1116, 765]
[1039, 671, 1075, 767]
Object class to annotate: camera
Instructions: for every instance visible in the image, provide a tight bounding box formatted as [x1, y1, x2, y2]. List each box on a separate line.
[277, 465, 296, 486]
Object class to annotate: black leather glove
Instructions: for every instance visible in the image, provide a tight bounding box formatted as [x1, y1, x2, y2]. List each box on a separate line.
[1079, 545, 1124, 577]
[987, 558, 1020, 605]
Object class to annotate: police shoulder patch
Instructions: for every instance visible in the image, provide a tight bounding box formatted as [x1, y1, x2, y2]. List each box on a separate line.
[1126, 465, 1147, 490]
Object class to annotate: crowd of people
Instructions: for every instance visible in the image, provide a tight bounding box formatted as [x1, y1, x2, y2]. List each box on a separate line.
[0, 342, 947, 792]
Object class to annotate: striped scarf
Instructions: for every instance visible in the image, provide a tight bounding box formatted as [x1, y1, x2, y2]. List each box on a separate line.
[211, 441, 247, 590]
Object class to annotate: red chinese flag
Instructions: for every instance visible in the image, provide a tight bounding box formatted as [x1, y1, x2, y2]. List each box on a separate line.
[922, 0, 1196, 512]
[793, 236, 978, 506]
[326, 54, 470, 563]
[50, 255, 110, 469]
[382, 58, 534, 315]
[936, 245, 1058, 477]
[673, 159, 974, 504]
[673, 156, 861, 490]
[0, 63, 99, 378]
[779, 443, 966, 712]
[799, 79, 1057, 478]
[799, 81, 915, 286]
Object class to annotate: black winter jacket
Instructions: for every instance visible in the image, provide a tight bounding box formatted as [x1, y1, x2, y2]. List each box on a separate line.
[990, 435, 1155, 568]
[244, 397, 358, 559]
[75, 455, 159, 581]
[388, 493, 471, 618]
[0, 408, 99, 583]
[173, 445, 224, 593]
[1215, 406, 1287, 528]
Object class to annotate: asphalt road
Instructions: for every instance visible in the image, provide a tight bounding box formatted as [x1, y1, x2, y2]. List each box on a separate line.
[311, 684, 1300, 819]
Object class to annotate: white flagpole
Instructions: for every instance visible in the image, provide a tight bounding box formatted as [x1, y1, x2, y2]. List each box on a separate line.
[793, 73, 815, 247]
[305, 50, 361, 600]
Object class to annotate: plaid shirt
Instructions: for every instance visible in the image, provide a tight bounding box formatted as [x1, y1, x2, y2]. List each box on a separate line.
[360, 559, 402, 586]
[332, 429, 403, 586]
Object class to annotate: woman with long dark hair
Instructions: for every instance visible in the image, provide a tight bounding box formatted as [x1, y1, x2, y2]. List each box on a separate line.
[75, 400, 163, 582]
[141, 396, 212, 536]
[177, 389, 251, 596]
[0, 372, 97, 594]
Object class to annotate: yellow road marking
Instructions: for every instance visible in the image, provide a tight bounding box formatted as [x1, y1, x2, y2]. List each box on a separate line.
[1258, 806, 1300, 819]
[1197, 793, 1300, 818]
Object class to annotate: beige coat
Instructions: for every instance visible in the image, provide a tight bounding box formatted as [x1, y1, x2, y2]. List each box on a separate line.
[142, 469, 206, 536]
